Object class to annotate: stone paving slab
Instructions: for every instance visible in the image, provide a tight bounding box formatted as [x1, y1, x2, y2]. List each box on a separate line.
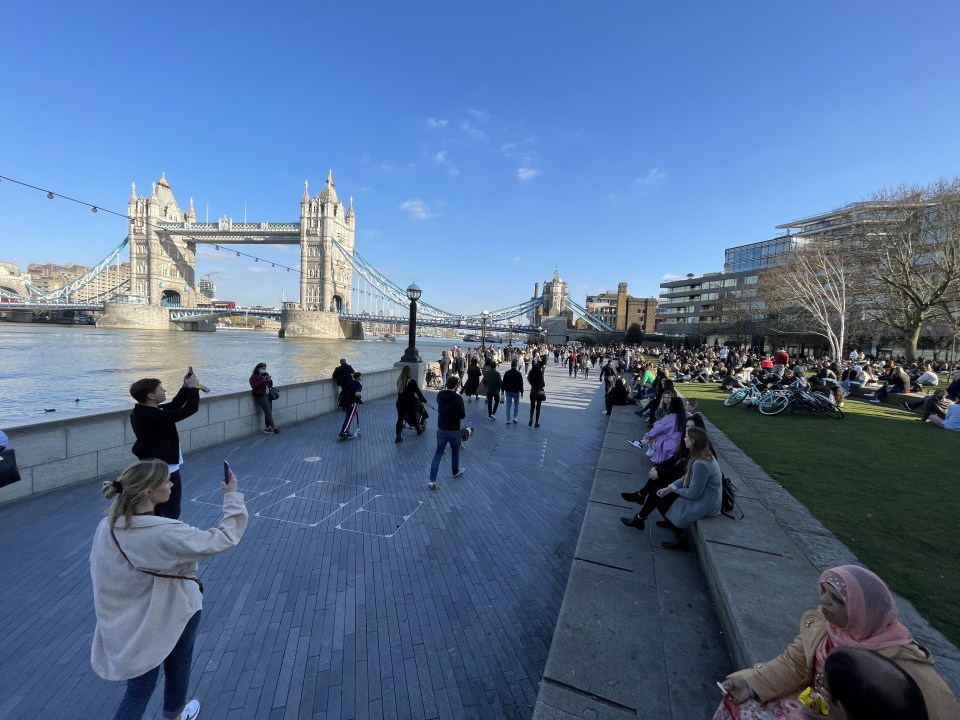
[595, 447, 637, 475]
[0, 364, 613, 720]
[588, 469, 636, 509]
[574, 503, 656, 577]
[540, 563, 668, 714]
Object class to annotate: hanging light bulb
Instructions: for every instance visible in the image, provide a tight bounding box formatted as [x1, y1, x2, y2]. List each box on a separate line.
[255, 258, 258, 262]
[214, 245, 219, 251]
[271, 263, 275, 268]
[47, 192, 54, 199]
[91, 206, 98, 213]
[236, 252, 240, 257]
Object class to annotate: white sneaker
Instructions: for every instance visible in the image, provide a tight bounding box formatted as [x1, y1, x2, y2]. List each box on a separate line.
[179, 699, 200, 720]
[453, 468, 465, 478]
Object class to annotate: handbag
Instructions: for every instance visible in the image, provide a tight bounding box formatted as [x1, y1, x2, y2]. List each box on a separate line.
[536, 390, 546, 402]
[0, 448, 21, 489]
[268, 387, 280, 400]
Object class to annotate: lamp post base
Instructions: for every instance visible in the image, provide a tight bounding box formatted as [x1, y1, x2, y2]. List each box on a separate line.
[400, 348, 422, 363]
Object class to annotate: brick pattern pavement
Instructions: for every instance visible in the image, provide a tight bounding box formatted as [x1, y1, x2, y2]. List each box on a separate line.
[0, 364, 608, 720]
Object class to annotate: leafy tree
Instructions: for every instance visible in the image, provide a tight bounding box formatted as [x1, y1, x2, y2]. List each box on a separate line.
[624, 323, 644, 344]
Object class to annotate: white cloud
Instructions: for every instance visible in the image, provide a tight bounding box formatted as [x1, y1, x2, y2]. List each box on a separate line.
[248, 266, 276, 274]
[513, 256, 522, 263]
[461, 121, 488, 141]
[501, 142, 517, 155]
[634, 167, 667, 187]
[426, 117, 448, 129]
[661, 273, 683, 281]
[467, 108, 491, 123]
[434, 151, 459, 176]
[517, 167, 539, 181]
[400, 199, 436, 220]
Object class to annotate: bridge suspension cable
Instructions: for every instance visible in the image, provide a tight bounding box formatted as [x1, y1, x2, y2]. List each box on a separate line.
[563, 297, 616, 332]
[24, 238, 130, 303]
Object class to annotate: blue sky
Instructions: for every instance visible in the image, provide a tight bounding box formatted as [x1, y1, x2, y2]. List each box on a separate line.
[2, 1, 959, 314]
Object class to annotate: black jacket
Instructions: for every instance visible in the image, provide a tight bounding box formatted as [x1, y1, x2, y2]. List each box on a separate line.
[130, 386, 200, 464]
[501, 368, 524, 393]
[436, 389, 466, 431]
[332, 363, 355, 389]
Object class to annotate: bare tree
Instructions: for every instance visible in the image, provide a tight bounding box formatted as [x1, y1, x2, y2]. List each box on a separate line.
[853, 179, 960, 360]
[759, 238, 860, 360]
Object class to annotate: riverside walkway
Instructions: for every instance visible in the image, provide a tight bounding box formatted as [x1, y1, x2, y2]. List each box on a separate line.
[0, 364, 730, 720]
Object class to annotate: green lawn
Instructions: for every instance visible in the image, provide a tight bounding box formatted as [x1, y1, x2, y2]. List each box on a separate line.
[676, 381, 960, 646]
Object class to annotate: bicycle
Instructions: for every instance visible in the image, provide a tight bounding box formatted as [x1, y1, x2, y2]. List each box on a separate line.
[757, 379, 844, 419]
[425, 367, 444, 390]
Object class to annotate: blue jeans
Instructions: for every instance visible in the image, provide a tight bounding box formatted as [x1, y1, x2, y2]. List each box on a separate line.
[113, 610, 201, 720]
[253, 393, 275, 428]
[504, 392, 520, 420]
[429, 429, 462, 481]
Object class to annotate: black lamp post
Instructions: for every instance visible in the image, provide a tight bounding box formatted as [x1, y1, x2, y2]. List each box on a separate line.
[507, 319, 514, 348]
[480, 310, 490, 349]
[400, 283, 422, 363]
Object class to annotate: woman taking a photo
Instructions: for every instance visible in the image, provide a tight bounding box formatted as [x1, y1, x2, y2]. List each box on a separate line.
[90, 459, 248, 720]
[395, 365, 427, 443]
[249, 362, 280, 434]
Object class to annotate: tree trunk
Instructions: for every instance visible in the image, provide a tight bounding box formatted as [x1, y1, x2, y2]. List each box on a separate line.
[904, 323, 922, 361]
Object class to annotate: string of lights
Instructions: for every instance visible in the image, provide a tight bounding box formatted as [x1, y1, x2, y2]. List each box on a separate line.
[0, 173, 304, 275]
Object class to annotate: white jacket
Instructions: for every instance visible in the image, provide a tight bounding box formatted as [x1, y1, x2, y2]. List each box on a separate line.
[90, 492, 247, 680]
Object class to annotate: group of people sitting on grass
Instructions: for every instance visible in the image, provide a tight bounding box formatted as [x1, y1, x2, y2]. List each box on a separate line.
[609, 356, 960, 718]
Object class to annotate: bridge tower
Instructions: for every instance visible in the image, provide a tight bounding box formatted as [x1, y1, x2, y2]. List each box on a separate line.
[299, 171, 355, 312]
[126, 174, 197, 306]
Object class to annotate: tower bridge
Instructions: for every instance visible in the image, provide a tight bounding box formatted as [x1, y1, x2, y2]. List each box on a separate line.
[2, 172, 617, 340]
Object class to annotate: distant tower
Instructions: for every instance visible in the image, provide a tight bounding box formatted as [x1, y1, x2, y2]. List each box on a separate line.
[198, 277, 216, 300]
[127, 173, 197, 306]
[541, 268, 568, 317]
[299, 171, 356, 312]
[616, 282, 628, 331]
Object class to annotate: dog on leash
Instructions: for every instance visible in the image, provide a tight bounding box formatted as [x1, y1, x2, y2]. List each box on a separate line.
[460, 426, 474, 444]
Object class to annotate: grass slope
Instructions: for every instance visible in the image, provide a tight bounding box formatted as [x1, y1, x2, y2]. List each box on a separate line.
[677, 382, 960, 646]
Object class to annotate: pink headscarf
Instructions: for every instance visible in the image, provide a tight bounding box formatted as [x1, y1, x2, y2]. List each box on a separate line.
[814, 565, 914, 672]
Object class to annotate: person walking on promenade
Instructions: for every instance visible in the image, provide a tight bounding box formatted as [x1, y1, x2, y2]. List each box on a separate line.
[338, 372, 363, 440]
[395, 365, 427, 443]
[331, 358, 355, 393]
[439, 351, 452, 384]
[527, 362, 545, 428]
[600, 360, 617, 393]
[454, 352, 466, 383]
[129, 370, 201, 520]
[90, 459, 248, 720]
[248, 362, 280, 434]
[501, 360, 524, 424]
[462, 357, 482, 403]
[483, 361, 503, 420]
[429, 376, 466, 490]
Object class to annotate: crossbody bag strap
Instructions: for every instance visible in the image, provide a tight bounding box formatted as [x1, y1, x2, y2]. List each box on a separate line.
[110, 526, 204, 594]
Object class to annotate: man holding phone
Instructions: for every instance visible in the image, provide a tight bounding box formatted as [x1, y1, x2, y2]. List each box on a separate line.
[129, 368, 201, 519]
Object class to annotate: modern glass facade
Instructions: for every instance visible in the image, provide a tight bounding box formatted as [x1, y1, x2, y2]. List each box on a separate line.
[723, 235, 804, 273]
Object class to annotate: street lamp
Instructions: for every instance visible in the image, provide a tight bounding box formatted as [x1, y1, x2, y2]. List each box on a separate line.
[480, 310, 490, 349]
[507, 319, 514, 348]
[537, 325, 544, 344]
[400, 283, 422, 363]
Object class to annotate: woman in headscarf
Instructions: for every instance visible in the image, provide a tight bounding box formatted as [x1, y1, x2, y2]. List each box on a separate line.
[714, 565, 959, 720]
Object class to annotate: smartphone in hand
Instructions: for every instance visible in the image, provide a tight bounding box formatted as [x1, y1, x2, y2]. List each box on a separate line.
[223, 461, 231, 485]
[186, 366, 194, 379]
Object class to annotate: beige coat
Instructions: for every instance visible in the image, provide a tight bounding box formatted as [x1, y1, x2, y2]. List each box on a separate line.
[90, 492, 247, 680]
[729, 609, 960, 720]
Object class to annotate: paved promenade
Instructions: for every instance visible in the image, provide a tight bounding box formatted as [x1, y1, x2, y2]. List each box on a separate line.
[0, 363, 731, 720]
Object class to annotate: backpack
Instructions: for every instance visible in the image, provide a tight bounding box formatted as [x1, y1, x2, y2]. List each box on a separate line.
[721, 474, 743, 520]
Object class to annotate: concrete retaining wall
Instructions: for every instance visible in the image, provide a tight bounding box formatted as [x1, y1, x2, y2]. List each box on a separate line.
[0, 366, 400, 506]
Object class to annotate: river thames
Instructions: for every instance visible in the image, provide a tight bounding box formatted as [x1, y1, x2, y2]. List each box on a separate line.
[0, 325, 472, 425]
